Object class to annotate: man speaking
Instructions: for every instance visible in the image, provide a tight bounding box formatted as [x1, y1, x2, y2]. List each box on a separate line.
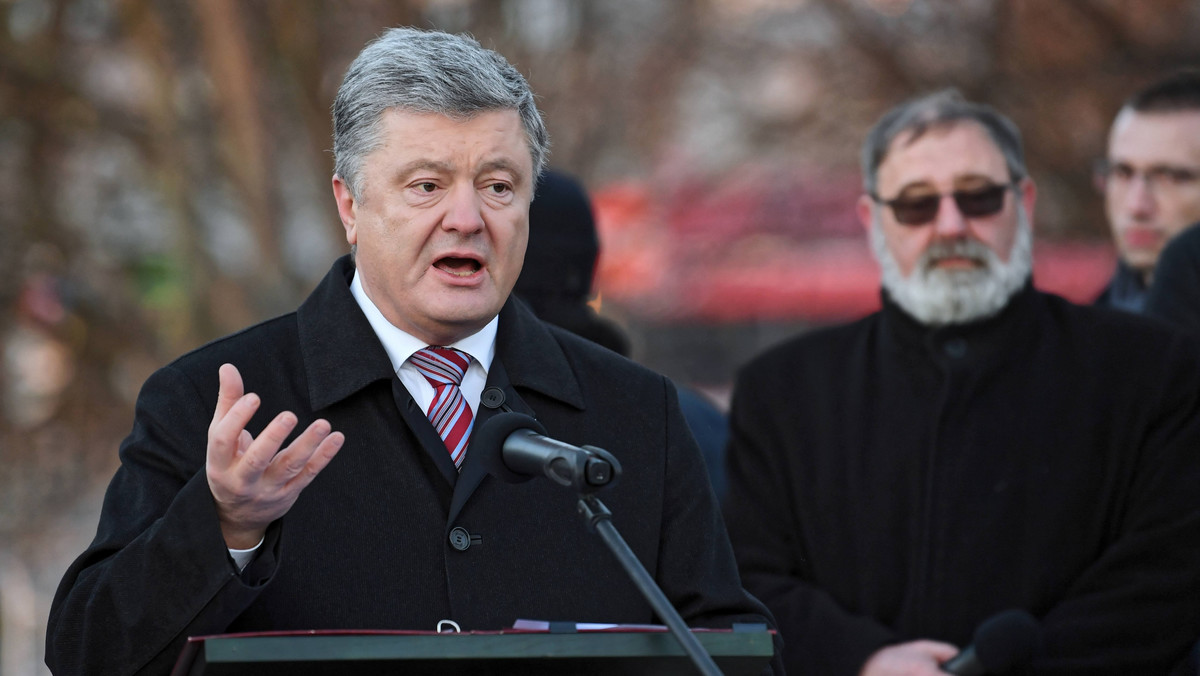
[46, 27, 774, 675]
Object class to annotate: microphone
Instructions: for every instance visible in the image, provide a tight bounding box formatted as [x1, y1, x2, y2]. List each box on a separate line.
[942, 609, 1041, 675]
[473, 412, 621, 491]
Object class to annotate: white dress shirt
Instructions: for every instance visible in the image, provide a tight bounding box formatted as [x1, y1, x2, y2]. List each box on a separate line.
[350, 271, 496, 413]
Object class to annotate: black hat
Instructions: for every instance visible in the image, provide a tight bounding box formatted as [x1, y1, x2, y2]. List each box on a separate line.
[514, 169, 630, 357]
[515, 169, 600, 301]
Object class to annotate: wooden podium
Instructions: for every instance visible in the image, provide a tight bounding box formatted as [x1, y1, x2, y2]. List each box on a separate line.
[171, 627, 774, 675]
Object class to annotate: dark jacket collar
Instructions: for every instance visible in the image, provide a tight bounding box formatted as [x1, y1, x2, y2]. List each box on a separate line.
[1096, 261, 1149, 313]
[296, 255, 585, 412]
[878, 279, 1040, 363]
[493, 294, 586, 411]
[297, 256, 395, 411]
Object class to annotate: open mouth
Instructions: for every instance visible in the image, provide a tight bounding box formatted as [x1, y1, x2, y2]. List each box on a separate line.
[434, 256, 482, 277]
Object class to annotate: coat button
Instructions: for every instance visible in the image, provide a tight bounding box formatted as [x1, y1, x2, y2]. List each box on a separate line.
[481, 387, 506, 409]
[449, 526, 471, 551]
[943, 337, 968, 358]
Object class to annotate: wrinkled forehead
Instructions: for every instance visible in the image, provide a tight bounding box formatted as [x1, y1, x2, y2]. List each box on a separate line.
[877, 121, 1010, 194]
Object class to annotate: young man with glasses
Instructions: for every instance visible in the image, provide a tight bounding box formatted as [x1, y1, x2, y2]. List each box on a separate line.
[1095, 70, 1200, 313]
[723, 90, 1200, 675]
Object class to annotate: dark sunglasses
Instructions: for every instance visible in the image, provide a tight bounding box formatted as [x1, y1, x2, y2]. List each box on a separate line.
[871, 182, 1017, 226]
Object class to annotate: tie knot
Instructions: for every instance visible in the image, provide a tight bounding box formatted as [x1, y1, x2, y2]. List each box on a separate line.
[412, 347, 470, 387]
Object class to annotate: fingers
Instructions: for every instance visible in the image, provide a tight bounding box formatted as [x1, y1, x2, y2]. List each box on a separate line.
[900, 640, 958, 656]
[212, 364, 245, 426]
[204, 364, 345, 546]
[208, 364, 260, 467]
[920, 641, 960, 662]
[267, 420, 344, 487]
[234, 410, 298, 476]
[232, 415, 341, 485]
[285, 429, 345, 492]
[860, 640, 961, 676]
[274, 419, 330, 475]
[208, 393, 260, 457]
[207, 408, 344, 547]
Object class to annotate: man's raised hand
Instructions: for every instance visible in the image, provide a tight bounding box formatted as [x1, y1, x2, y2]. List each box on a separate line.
[206, 363, 344, 549]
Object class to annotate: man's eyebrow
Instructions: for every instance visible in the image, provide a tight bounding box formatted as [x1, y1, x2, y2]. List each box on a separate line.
[391, 159, 526, 184]
[952, 173, 1009, 185]
[890, 180, 937, 195]
[1146, 163, 1200, 173]
[889, 173, 1006, 195]
[1106, 158, 1200, 173]
[394, 160, 453, 179]
[478, 159, 525, 181]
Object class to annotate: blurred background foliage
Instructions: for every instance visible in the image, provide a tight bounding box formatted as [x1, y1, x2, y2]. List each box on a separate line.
[2, 0, 1199, 672]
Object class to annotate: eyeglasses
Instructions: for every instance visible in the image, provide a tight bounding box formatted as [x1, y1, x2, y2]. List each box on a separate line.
[1096, 160, 1200, 193]
[870, 182, 1017, 226]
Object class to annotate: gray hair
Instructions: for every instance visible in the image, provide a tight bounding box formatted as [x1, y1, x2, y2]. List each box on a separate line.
[861, 89, 1026, 196]
[333, 27, 550, 199]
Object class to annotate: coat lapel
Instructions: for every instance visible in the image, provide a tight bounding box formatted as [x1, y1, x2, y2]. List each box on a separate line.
[297, 256, 396, 411]
[447, 298, 588, 524]
[448, 357, 524, 525]
[492, 297, 586, 412]
[297, 255, 459, 492]
[393, 377, 460, 487]
[297, 261, 590, 521]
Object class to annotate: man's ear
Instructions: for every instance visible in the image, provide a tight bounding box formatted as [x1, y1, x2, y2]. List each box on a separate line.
[332, 175, 358, 246]
[1092, 163, 1108, 196]
[1018, 178, 1038, 232]
[857, 194, 876, 234]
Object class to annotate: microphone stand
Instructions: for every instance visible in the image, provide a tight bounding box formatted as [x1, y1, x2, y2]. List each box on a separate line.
[474, 413, 725, 675]
[576, 493, 724, 676]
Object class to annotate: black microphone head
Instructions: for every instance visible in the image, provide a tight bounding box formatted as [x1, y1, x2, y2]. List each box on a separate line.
[973, 609, 1041, 673]
[472, 412, 547, 484]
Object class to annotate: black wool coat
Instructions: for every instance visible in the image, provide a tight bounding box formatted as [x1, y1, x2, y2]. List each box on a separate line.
[724, 283, 1200, 675]
[47, 256, 775, 675]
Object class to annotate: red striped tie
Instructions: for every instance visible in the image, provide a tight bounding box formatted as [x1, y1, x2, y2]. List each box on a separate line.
[411, 347, 473, 469]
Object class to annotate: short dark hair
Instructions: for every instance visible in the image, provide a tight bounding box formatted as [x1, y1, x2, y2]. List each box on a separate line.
[1125, 69, 1200, 114]
[861, 89, 1026, 195]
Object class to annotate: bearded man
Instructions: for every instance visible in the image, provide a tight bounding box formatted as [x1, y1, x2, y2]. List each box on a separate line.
[723, 91, 1200, 676]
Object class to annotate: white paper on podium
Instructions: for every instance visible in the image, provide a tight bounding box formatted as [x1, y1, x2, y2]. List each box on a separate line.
[512, 619, 669, 632]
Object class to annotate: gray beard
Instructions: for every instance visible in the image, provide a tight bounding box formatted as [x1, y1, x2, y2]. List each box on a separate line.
[871, 206, 1033, 326]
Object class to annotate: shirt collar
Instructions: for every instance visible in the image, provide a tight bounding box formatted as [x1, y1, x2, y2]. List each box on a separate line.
[350, 270, 497, 374]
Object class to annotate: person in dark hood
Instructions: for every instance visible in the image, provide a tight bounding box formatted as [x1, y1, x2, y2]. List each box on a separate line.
[514, 169, 631, 356]
[514, 169, 730, 502]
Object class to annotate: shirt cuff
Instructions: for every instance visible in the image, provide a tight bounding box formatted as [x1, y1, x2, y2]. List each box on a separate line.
[229, 537, 265, 572]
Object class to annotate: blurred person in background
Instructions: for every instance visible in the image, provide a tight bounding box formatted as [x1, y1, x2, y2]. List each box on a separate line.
[723, 90, 1200, 675]
[45, 26, 776, 675]
[1146, 221, 1200, 335]
[514, 168, 731, 502]
[1095, 70, 1200, 312]
[512, 169, 631, 356]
